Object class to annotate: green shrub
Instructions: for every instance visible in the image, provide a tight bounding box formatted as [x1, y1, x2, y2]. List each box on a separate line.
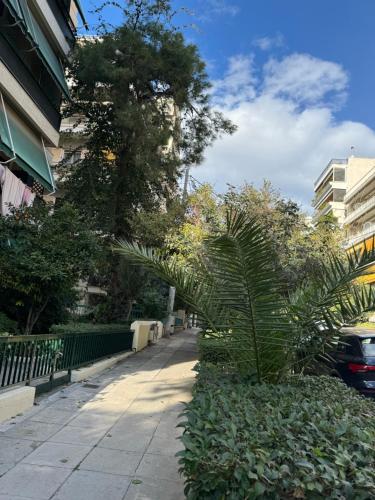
[179, 365, 375, 499]
[0, 312, 18, 335]
[51, 322, 131, 335]
[198, 333, 230, 365]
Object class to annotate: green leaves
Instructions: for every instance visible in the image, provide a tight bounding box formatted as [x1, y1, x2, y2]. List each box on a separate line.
[117, 209, 375, 380]
[179, 367, 375, 499]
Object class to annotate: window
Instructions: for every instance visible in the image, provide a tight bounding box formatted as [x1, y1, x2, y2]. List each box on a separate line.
[333, 167, 346, 182]
[361, 338, 375, 356]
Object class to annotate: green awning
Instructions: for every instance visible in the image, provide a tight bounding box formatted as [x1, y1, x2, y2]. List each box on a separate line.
[0, 101, 55, 191]
[3, 0, 70, 98]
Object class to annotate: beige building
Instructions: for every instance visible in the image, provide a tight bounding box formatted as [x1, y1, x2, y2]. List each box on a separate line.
[343, 159, 375, 248]
[313, 159, 347, 224]
[313, 157, 375, 229]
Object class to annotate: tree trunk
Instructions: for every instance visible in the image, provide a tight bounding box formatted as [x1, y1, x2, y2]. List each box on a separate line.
[23, 299, 49, 335]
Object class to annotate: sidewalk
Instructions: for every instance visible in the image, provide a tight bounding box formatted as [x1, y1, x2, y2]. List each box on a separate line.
[0, 329, 198, 500]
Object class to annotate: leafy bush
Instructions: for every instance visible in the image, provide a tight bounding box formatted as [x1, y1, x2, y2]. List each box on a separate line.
[51, 322, 131, 335]
[198, 333, 230, 365]
[0, 312, 18, 335]
[179, 365, 375, 499]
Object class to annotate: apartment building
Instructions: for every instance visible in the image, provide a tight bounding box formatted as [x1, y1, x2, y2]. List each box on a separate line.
[313, 159, 348, 224]
[313, 157, 375, 226]
[0, 0, 85, 214]
[344, 160, 375, 248]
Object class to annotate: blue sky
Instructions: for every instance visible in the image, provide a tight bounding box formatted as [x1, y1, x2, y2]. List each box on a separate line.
[80, 0, 375, 208]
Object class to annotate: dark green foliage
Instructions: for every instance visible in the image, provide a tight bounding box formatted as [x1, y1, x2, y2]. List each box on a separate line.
[59, 0, 235, 319]
[179, 365, 375, 499]
[0, 202, 99, 334]
[50, 323, 131, 335]
[0, 312, 18, 335]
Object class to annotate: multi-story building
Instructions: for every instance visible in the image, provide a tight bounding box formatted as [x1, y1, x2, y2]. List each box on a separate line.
[313, 157, 375, 226]
[344, 160, 375, 248]
[0, 0, 85, 214]
[313, 159, 348, 224]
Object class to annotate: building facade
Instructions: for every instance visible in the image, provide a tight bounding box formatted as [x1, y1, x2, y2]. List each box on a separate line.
[0, 0, 85, 214]
[344, 160, 375, 248]
[313, 159, 348, 224]
[313, 157, 375, 227]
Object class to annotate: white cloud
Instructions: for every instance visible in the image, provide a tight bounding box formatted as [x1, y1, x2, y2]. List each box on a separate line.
[195, 53, 375, 210]
[263, 54, 349, 108]
[212, 55, 257, 107]
[253, 33, 285, 51]
[206, 0, 240, 17]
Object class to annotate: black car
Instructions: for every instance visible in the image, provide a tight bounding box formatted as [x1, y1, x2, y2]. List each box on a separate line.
[331, 333, 375, 396]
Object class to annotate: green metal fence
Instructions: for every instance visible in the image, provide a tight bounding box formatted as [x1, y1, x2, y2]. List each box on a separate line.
[0, 329, 134, 391]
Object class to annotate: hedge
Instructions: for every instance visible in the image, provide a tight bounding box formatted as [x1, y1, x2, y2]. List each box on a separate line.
[51, 322, 132, 335]
[178, 364, 375, 499]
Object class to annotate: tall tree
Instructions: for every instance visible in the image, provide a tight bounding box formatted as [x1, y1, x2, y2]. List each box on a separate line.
[0, 202, 98, 334]
[59, 0, 235, 319]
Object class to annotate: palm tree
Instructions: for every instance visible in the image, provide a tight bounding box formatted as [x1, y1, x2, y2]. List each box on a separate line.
[116, 211, 375, 383]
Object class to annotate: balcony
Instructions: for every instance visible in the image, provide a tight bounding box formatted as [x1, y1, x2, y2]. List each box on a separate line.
[345, 166, 375, 204]
[345, 195, 375, 225]
[314, 158, 347, 190]
[0, 31, 61, 131]
[45, 0, 76, 49]
[345, 224, 375, 248]
[313, 182, 333, 208]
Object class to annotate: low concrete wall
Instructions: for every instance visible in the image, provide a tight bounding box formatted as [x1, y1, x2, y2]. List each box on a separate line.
[131, 321, 164, 351]
[0, 386, 36, 424]
[71, 351, 133, 383]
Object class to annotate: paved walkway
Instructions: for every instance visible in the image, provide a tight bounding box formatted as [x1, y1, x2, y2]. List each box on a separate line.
[0, 329, 198, 500]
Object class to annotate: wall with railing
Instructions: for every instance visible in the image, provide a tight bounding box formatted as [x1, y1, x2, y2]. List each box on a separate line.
[0, 329, 134, 393]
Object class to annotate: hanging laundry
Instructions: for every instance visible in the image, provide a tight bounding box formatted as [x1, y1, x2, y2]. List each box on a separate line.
[1, 167, 26, 216]
[0, 164, 5, 185]
[22, 186, 35, 207]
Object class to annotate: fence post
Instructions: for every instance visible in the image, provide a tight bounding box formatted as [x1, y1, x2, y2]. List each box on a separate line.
[68, 334, 77, 382]
[26, 342, 37, 386]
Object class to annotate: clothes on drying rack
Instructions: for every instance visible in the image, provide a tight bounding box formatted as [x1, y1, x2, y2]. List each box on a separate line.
[22, 186, 35, 207]
[0, 166, 27, 215]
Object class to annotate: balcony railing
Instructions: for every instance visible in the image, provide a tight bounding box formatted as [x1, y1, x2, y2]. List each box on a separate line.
[46, 0, 76, 48]
[313, 182, 333, 208]
[345, 225, 375, 248]
[0, 329, 134, 394]
[0, 33, 61, 131]
[345, 195, 375, 225]
[345, 167, 375, 204]
[314, 158, 347, 189]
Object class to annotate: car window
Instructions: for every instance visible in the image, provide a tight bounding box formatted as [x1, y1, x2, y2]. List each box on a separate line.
[336, 338, 358, 355]
[361, 338, 375, 356]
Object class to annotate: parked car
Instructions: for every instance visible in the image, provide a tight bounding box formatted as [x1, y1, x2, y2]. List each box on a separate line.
[331, 333, 375, 396]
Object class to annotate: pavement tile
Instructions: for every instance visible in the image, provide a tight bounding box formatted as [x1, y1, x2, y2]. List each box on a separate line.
[49, 424, 106, 446]
[79, 448, 142, 476]
[146, 434, 183, 456]
[0, 435, 41, 463]
[124, 477, 184, 500]
[3, 421, 62, 442]
[22, 441, 91, 469]
[51, 470, 130, 500]
[68, 410, 120, 430]
[29, 407, 76, 425]
[99, 429, 154, 453]
[136, 454, 181, 482]
[0, 463, 71, 499]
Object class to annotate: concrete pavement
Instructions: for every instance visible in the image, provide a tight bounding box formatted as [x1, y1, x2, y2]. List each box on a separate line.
[0, 329, 198, 500]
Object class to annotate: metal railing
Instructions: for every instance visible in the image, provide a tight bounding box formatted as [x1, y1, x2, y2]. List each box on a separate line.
[345, 195, 375, 225]
[0, 329, 134, 391]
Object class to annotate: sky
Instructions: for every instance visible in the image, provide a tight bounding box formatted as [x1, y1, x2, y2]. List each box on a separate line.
[80, 0, 375, 209]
